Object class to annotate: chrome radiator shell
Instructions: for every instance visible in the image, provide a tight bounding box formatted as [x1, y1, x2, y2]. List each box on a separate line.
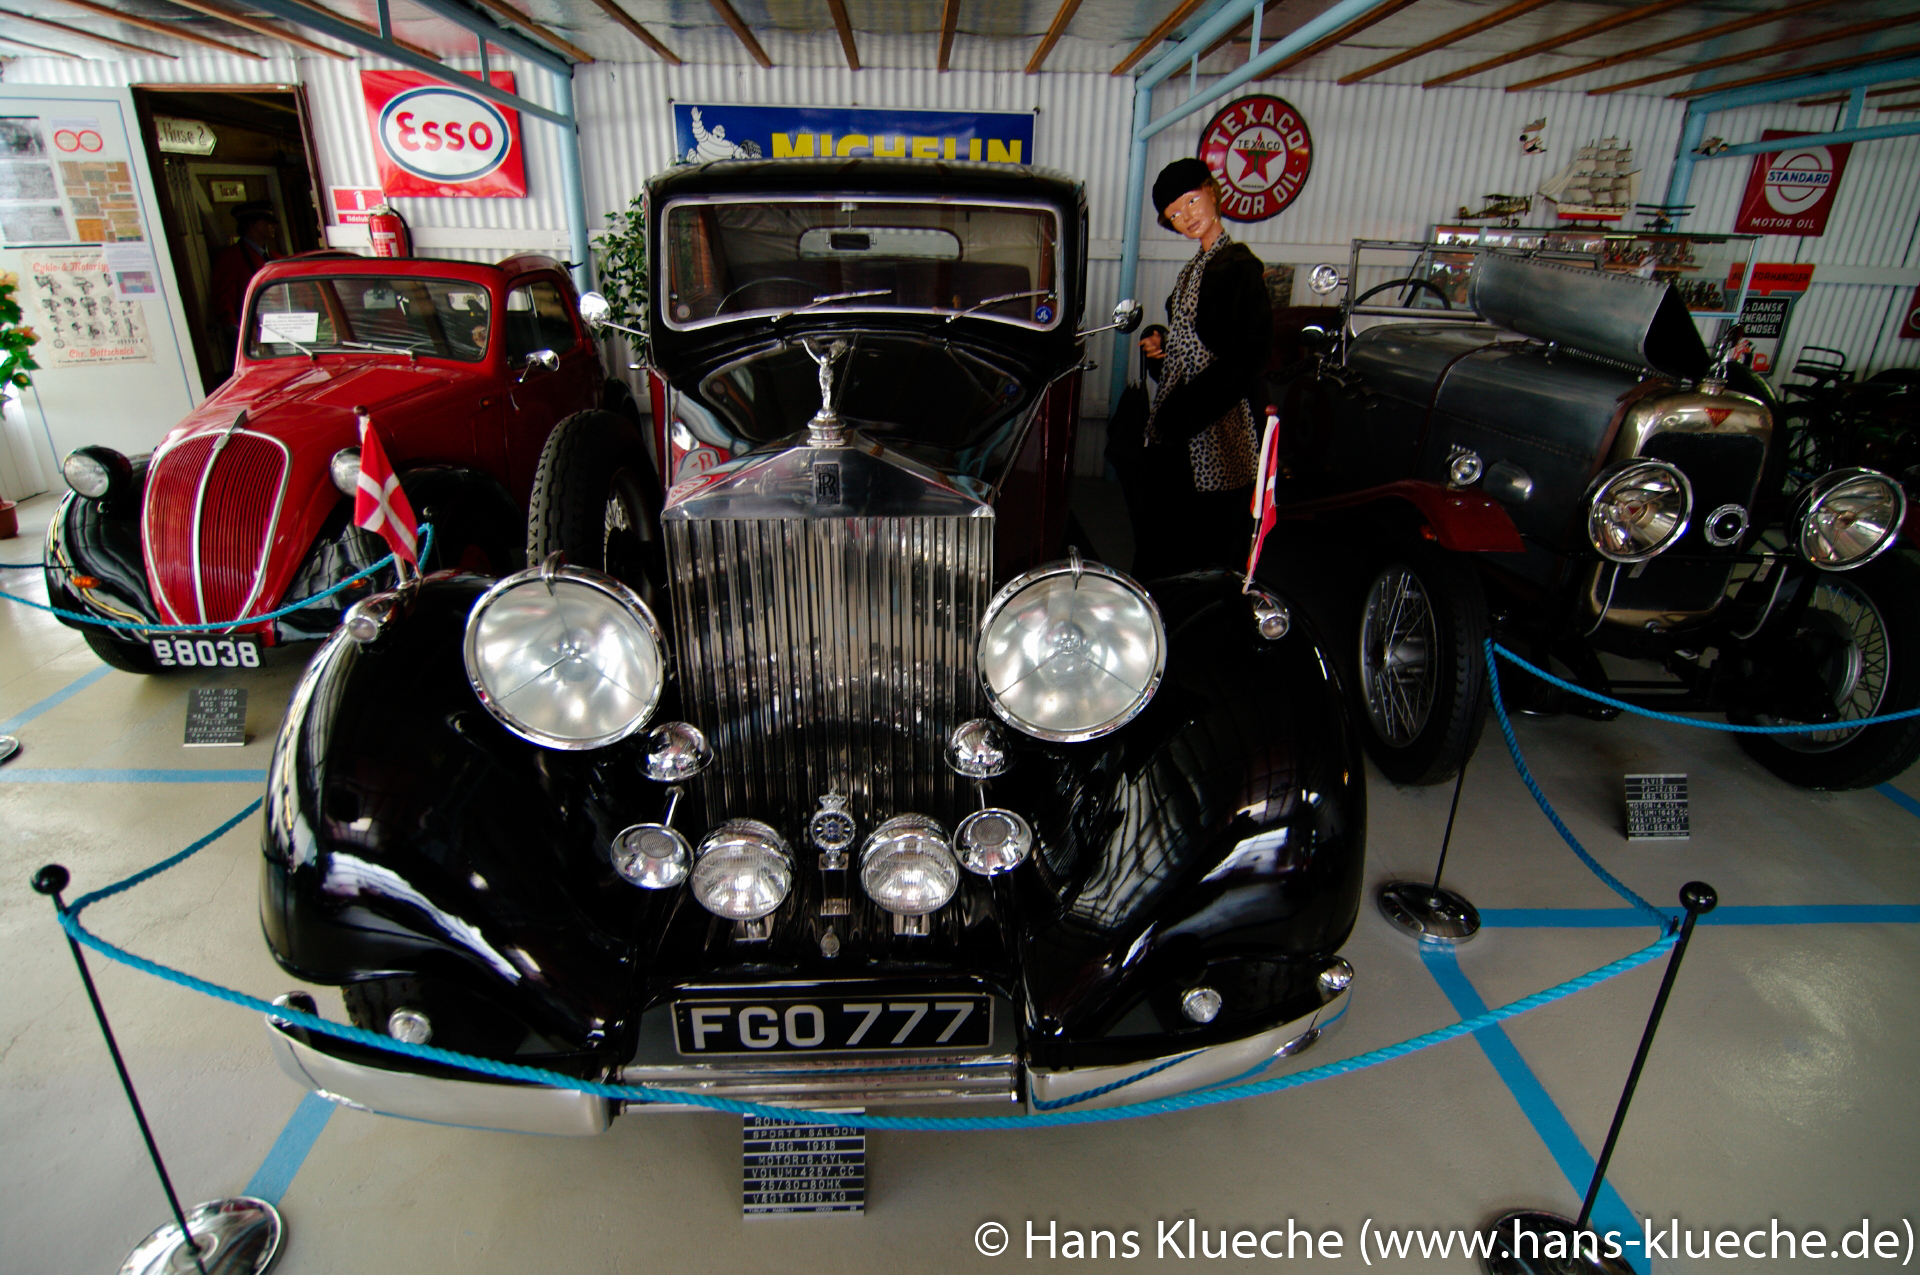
[662, 437, 994, 833]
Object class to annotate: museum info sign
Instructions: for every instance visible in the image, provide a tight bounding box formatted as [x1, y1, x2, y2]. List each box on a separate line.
[361, 70, 527, 199]
[1734, 131, 1852, 237]
[671, 104, 1036, 165]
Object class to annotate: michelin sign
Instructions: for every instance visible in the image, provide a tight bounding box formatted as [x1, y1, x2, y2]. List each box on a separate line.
[672, 103, 1036, 165]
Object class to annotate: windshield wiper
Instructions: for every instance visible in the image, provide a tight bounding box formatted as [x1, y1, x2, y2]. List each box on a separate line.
[773, 288, 894, 321]
[338, 339, 427, 365]
[945, 288, 1054, 325]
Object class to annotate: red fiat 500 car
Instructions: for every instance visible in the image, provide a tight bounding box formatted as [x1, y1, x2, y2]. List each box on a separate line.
[43, 251, 643, 673]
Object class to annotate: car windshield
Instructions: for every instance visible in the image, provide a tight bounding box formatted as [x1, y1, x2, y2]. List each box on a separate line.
[247, 276, 492, 362]
[663, 197, 1061, 331]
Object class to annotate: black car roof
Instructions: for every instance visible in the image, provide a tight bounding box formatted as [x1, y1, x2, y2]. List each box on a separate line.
[647, 158, 1084, 209]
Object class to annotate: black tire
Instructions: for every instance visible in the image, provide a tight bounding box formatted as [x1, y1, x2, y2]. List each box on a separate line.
[82, 627, 166, 674]
[1736, 551, 1920, 789]
[1352, 544, 1489, 785]
[526, 409, 665, 605]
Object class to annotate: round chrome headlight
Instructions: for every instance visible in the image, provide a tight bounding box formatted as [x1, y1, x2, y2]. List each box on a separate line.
[977, 554, 1166, 742]
[860, 815, 960, 916]
[954, 807, 1032, 876]
[1585, 460, 1692, 563]
[612, 822, 691, 890]
[691, 819, 793, 920]
[330, 447, 362, 496]
[62, 447, 127, 500]
[1794, 468, 1906, 571]
[462, 560, 666, 750]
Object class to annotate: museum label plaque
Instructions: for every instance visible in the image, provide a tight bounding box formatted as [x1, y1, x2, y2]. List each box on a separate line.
[184, 688, 246, 748]
[1625, 773, 1689, 841]
[742, 1112, 865, 1215]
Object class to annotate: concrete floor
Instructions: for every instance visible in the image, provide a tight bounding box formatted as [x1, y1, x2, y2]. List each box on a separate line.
[3, 486, 1917, 1274]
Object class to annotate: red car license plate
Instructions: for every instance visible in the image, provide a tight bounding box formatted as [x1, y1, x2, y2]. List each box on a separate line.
[673, 995, 992, 1055]
[148, 634, 262, 670]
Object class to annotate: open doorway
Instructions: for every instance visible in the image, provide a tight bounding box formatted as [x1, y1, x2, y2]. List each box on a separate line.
[130, 86, 324, 394]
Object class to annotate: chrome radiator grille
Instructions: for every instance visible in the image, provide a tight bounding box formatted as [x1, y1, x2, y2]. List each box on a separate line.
[664, 514, 993, 833]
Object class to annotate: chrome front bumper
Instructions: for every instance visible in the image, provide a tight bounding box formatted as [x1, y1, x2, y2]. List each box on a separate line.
[265, 973, 1351, 1135]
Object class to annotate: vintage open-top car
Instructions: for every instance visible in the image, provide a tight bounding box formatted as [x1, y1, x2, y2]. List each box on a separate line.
[257, 159, 1364, 1136]
[43, 251, 632, 673]
[1275, 242, 1917, 790]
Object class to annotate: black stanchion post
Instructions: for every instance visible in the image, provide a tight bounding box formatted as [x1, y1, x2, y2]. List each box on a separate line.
[32, 864, 284, 1275]
[1377, 759, 1482, 943]
[1480, 881, 1719, 1275]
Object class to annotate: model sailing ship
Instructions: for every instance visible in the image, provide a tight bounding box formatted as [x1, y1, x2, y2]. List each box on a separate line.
[1538, 137, 1640, 221]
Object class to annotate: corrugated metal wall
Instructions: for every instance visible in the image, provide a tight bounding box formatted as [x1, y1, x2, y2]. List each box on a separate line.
[6, 48, 1916, 449]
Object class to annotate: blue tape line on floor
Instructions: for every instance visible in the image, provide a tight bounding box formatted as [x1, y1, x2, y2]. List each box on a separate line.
[1420, 945, 1647, 1275]
[1877, 783, 1920, 820]
[0, 665, 111, 735]
[1482, 905, 1920, 928]
[244, 1091, 334, 1206]
[0, 769, 268, 783]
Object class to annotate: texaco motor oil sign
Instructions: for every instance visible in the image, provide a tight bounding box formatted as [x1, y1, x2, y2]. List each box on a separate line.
[1734, 130, 1852, 237]
[1197, 95, 1313, 223]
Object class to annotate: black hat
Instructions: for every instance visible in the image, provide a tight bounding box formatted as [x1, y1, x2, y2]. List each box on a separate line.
[1152, 158, 1214, 229]
[233, 201, 277, 231]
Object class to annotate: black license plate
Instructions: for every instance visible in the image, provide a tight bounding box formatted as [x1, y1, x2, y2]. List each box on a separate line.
[673, 995, 992, 1056]
[149, 634, 261, 669]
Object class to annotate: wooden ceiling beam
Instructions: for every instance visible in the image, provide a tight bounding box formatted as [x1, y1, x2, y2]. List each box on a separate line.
[1666, 38, 1920, 99]
[1264, 0, 1424, 76]
[1339, 0, 1550, 86]
[50, 0, 267, 59]
[707, 0, 771, 68]
[1594, 13, 1920, 95]
[0, 4, 179, 56]
[159, 0, 351, 60]
[1423, 0, 1691, 89]
[825, 0, 860, 69]
[1877, 97, 1920, 109]
[938, 0, 959, 70]
[1797, 80, 1920, 105]
[1026, 0, 1081, 74]
[1506, 0, 1843, 91]
[1111, 0, 1208, 76]
[466, 0, 594, 63]
[0, 29, 84, 56]
[582, 0, 680, 64]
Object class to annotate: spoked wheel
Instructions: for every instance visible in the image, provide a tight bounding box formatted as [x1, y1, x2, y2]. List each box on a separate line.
[1737, 552, 1920, 789]
[1354, 546, 1490, 785]
[527, 409, 666, 607]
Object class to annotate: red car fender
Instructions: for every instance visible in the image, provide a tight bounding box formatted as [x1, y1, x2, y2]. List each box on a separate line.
[1275, 479, 1525, 553]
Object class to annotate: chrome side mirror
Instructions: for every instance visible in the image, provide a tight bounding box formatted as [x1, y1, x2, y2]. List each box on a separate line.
[1307, 265, 1345, 296]
[517, 348, 560, 382]
[1080, 297, 1144, 339]
[578, 290, 612, 330]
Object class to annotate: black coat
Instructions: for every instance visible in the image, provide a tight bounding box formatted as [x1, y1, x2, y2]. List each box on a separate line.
[1151, 241, 1273, 445]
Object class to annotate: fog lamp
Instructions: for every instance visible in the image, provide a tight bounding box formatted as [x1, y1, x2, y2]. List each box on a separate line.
[691, 820, 793, 920]
[463, 557, 665, 750]
[62, 447, 129, 501]
[947, 718, 1009, 778]
[977, 552, 1166, 742]
[1584, 460, 1692, 563]
[1181, 987, 1223, 1024]
[955, 807, 1032, 876]
[330, 447, 362, 496]
[860, 815, 960, 915]
[613, 822, 691, 890]
[642, 721, 713, 783]
[1793, 468, 1905, 570]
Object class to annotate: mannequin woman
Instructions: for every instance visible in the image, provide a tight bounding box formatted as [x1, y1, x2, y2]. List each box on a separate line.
[1135, 158, 1272, 578]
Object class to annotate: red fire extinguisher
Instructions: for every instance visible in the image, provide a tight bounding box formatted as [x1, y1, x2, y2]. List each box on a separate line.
[367, 204, 411, 259]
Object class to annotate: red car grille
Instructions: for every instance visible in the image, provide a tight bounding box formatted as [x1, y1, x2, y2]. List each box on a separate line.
[145, 431, 288, 624]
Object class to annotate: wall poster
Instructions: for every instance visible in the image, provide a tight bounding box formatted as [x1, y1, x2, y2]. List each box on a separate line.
[1197, 94, 1313, 223]
[21, 247, 152, 365]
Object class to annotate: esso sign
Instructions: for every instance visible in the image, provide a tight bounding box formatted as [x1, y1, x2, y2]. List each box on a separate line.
[380, 87, 510, 182]
[360, 69, 527, 199]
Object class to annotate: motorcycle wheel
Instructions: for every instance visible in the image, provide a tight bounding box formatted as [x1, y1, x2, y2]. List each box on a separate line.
[1736, 551, 1920, 789]
[526, 409, 665, 607]
[1354, 545, 1490, 785]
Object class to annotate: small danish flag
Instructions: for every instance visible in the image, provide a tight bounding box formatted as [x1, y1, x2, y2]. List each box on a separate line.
[1244, 404, 1283, 590]
[354, 410, 419, 567]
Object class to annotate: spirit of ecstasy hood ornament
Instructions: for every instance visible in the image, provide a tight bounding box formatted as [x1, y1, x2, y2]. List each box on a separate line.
[804, 337, 849, 448]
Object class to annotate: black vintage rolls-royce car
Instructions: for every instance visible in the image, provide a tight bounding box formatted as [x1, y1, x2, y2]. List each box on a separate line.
[1276, 242, 1916, 790]
[257, 159, 1364, 1136]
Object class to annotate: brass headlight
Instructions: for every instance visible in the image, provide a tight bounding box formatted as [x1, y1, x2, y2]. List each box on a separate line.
[1585, 460, 1692, 563]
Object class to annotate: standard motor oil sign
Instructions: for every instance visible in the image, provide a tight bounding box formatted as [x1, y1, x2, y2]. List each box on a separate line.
[1197, 94, 1313, 223]
[361, 70, 527, 198]
[1734, 130, 1852, 237]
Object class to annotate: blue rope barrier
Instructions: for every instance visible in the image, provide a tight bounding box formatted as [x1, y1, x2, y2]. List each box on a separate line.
[52, 798, 1677, 1132]
[1484, 641, 1672, 927]
[1492, 642, 1920, 734]
[1, 525, 432, 635]
[1, 560, 39, 569]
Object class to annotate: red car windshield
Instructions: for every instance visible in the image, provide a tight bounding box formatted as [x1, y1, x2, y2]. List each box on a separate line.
[248, 276, 492, 362]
